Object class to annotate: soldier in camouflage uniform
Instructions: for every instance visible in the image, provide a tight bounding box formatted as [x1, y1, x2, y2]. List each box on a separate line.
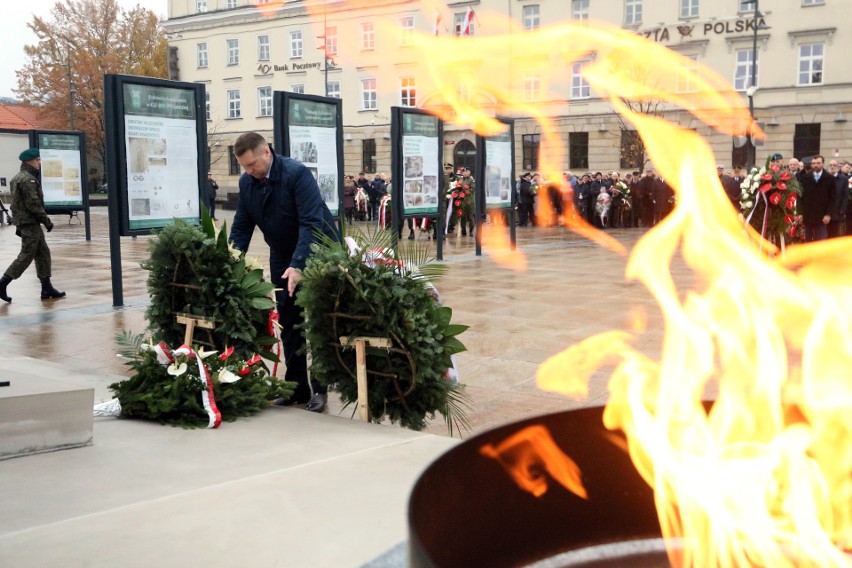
[0, 148, 65, 303]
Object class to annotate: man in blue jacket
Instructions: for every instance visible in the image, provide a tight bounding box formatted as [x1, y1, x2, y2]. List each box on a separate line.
[229, 132, 340, 412]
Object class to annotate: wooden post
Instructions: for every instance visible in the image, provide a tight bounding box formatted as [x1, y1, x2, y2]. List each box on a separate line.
[339, 336, 391, 422]
[175, 313, 217, 346]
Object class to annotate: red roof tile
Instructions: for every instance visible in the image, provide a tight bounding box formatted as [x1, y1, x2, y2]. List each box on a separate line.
[0, 104, 46, 130]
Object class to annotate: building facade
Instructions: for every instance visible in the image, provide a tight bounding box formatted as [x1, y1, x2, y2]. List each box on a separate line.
[163, 0, 851, 189]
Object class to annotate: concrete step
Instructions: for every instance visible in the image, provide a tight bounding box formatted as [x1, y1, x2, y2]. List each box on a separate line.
[0, 357, 95, 461]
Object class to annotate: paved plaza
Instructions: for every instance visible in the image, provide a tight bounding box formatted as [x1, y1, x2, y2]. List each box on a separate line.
[0, 206, 687, 566]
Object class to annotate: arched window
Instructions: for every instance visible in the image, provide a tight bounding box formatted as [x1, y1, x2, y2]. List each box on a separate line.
[453, 139, 476, 172]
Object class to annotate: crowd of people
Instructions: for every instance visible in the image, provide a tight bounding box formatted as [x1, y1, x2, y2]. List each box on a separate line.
[514, 152, 852, 242]
[516, 168, 676, 230]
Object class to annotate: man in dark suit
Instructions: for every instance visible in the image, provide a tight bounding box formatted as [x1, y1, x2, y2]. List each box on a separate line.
[799, 155, 836, 242]
[827, 159, 849, 239]
[229, 132, 341, 412]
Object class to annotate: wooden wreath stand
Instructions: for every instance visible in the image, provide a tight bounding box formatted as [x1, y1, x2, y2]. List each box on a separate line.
[339, 336, 391, 422]
[176, 313, 217, 346]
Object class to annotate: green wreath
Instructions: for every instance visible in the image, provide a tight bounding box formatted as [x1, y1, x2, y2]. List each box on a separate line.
[110, 206, 295, 427]
[297, 230, 470, 433]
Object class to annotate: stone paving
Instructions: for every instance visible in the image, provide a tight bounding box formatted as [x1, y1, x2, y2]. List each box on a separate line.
[0, 206, 687, 437]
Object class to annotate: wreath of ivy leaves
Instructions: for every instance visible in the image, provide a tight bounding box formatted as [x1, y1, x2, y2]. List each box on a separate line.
[296, 229, 471, 434]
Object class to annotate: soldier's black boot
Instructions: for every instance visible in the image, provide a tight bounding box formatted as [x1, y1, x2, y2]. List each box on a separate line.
[40, 277, 66, 300]
[0, 274, 12, 303]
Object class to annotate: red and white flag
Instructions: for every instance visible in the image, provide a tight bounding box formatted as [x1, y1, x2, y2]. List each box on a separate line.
[433, 11, 443, 36]
[462, 7, 475, 36]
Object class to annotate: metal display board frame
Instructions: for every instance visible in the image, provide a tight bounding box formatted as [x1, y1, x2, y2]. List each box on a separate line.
[272, 91, 344, 225]
[103, 74, 208, 306]
[474, 117, 517, 255]
[104, 74, 207, 237]
[30, 129, 91, 240]
[390, 107, 444, 259]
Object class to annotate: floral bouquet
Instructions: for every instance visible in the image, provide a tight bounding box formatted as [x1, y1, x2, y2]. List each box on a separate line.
[449, 180, 474, 220]
[740, 157, 804, 243]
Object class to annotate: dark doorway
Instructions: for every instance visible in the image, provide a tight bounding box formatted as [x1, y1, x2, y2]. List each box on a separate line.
[453, 139, 476, 172]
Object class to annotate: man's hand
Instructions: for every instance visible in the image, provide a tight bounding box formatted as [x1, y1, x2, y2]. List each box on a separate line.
[822, 215, 831, 225]
[45, 220, 53, 232]
[282, 267, 302, 297]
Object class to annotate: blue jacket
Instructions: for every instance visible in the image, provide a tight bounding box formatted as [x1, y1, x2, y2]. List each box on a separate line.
[229, 151, 340, 272]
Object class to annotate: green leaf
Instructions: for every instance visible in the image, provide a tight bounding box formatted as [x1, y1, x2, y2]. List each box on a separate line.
[434, 306, 452, 329]
[443, 324, 469, 338]
[249, 297, 275, 310]
[443, 336, 467, 356]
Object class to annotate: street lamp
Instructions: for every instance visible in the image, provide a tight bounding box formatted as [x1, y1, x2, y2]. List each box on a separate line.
[63, 58, 75, 130]
[317, 1, 337, 97]
[747, 0, 769, 169]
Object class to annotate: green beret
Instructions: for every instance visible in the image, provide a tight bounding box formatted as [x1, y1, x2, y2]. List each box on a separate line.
[19, 148, 40, 161]
[770, 153, 783, 161]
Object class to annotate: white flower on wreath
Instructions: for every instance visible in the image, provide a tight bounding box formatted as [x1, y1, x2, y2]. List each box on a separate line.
[227, 241, 242, 262]
[742, 200, 753, 209]
[197, 348, 218, 360]
[167, 362, 188, 376]
[245, 256, 265, 272]
[218, 369, 242, 384]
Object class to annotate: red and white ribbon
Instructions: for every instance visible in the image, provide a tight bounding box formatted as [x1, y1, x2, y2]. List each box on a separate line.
[267, 308, 282, 377]
[378, 194, 392, 228]
[179, 343, 222, 429]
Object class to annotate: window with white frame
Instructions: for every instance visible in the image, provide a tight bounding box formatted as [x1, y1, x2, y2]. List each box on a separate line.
[734, 48, 757, 91]
[196, 0, 207, 13]
[680, 0, 698, 18]
[227, 39, 239, 65]
[400, 76, 416, 107]
[798, 43, 824, 85]
[571, 63, 590, 99]
[739, 0, 755, 11]
[454, 12, 475, 36]
[258, 86, 272, 117]
[361, 78, 378, 110]
[258, 35, 270, 61]
[523, 74, 541, 101]
[205, 90, 210, 120]
[523, 5, 540, 30]
[624, 0, 642, 25]
[327, 81, 341, 98]
[361, 22, 375, 50]
[197, 42, 208, 68]
[400, 16, 415, 46]
[227, 89, 241, 119]
[572, 0, 589, 22]
[290, 30, 303, 58]
[801, 0, 824, 4]
[290, 84, 305, 94]
[325, 26, 338, 56]
[226, 0, 236, 7]
[676, 54, 699, 92]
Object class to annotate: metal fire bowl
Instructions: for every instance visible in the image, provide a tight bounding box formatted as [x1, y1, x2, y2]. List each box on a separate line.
[408, 407, 665, 568]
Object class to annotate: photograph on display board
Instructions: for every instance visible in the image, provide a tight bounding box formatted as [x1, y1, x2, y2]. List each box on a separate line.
[423, 176, 438, 205]
[404, 179, 424, 207]
[404, 155, 424, 178]
[42, 160, 63, 177]
[318, 174, 337, 203]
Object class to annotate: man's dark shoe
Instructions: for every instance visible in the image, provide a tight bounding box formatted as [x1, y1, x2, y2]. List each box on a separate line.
[305, 393, 328, 413]
[273, 392, 310, 406]
[40, 278, 66, 300]
[0, 274, 12, 303]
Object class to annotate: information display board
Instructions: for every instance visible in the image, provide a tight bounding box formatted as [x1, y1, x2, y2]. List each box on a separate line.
[36, 132, 86, 208]
[480, 126, 514, 210]
[104, 75, 207, 236]
[392, 109, 442, 217]
[273, 92, 343, 218]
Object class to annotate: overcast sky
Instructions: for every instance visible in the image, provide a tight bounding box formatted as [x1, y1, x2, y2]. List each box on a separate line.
[1, 0, 168, 100]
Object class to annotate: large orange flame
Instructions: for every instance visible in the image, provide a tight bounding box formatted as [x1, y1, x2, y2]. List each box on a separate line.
[288, 4, 851, 563]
